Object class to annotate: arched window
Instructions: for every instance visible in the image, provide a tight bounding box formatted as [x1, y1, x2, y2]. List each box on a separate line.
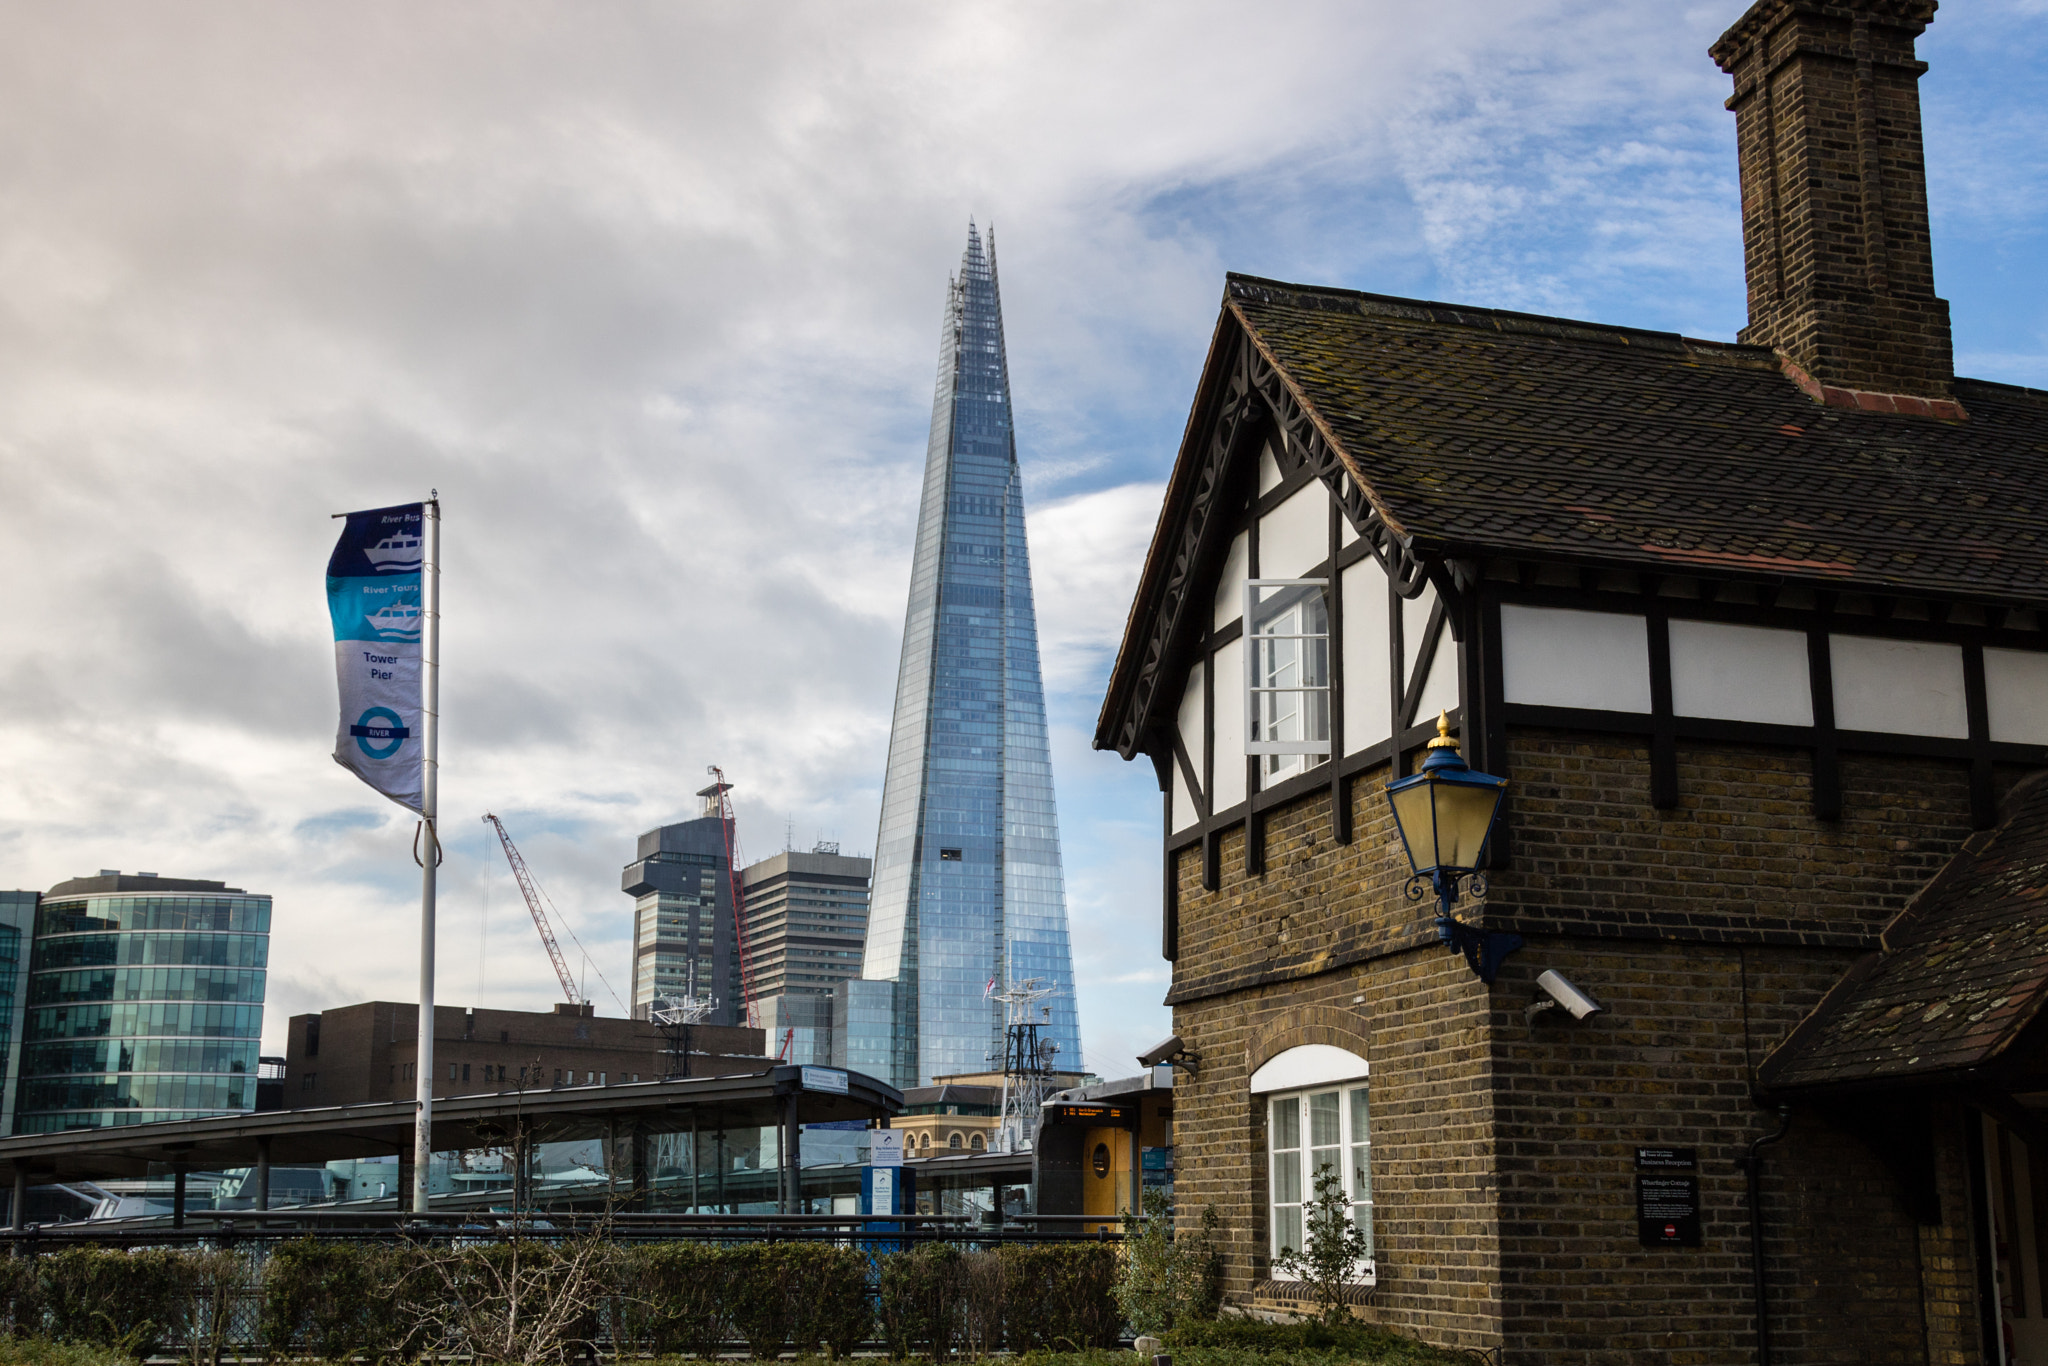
[970, 1133, 985, 1152]
[1251, 1045, 1373, 1285]
[948, 1132, 963, 1150]
[919, 1131, 931, 1150]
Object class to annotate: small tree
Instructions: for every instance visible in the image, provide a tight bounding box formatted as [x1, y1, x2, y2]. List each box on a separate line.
[1272, 1165, 1369, 1326]
[1114, 1188, 1222, 1337]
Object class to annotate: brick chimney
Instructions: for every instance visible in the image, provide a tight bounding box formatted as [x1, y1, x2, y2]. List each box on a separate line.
[1712, 1, 1959, 412]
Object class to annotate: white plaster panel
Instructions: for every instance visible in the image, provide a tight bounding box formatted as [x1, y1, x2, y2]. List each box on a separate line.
[1259, 483, 1328, 580]
[1831, 635, 1968, 738]
[1170, 767, 1196, 836]
[1342, 558, 1392, 753]
[1411, 631, 1461, 721]
[1213, 531, 1249, 632]
[1501, 605, 1651, 712]
[1249, 1044, 1368, 1092]
[1401, 583, 1439, 684]
[1986, 648, 2048, 745]
[1212, 637, 1246, 811]
[1173, 661, 1205, 833]
[1258, 441, 1283, 496]
[1669, 620, 1813, 726]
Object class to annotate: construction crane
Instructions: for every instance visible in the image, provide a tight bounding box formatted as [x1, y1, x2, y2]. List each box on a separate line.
[701, 766, 761, 1028]
[483, 812, 581, 1006]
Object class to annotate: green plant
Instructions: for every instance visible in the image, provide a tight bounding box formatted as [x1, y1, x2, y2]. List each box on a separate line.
[1271, 1166, 1371, 1327]
[1115, 1190, 1222, 1336]
[619, 1243, 730, 1357]
[169, 1250, 254, 1366]
[958, 1251, 1004, 1359]
[997, 1244, 1120, 1352]
[0, 1337, 139, 1366]
[36, 1248, 195, 1359]
[719, 1245, 792, 1359]
[781, 1245, 871, 1360]
[876, 1244, 962, 1361]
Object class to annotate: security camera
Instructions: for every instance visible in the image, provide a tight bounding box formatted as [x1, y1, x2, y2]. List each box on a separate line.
[1525, 970, 1604, 1025]
[1137, 1035, 1186, 1068]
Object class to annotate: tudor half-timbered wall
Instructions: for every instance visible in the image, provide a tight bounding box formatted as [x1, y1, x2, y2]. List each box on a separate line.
[1117, 324, 2048, 1361]
[1141, 336, 2048, 963]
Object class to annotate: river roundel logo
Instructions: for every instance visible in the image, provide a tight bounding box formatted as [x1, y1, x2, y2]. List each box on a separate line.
[350, 706, 410, 760]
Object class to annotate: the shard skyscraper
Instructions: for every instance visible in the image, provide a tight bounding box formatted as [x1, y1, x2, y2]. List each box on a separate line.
[862, 224, 1083, 1088]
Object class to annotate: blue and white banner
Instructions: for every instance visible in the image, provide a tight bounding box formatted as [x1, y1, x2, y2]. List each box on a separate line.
[327, 503, 426, 812]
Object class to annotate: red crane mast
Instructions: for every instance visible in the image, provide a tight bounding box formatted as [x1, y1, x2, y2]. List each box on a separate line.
[483, 812, 581, 1005]
[701, 766, 760, 1028]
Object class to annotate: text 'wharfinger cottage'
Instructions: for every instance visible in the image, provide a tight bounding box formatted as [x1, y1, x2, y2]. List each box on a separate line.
[1094, 2, 2048, 1362]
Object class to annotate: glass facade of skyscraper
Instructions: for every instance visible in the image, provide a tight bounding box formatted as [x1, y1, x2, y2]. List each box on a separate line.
[0, 891, 37, 1135]
[15, 874, 269, 1133]
[862, 224, 1083, 1086]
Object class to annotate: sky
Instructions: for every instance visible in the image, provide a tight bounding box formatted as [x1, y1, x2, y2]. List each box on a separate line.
[0, 1, 2042, 1074]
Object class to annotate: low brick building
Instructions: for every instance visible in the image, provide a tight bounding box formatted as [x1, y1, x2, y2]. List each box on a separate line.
[283, 1001, 768, 1106]
[1092, 3, 2048, 1362]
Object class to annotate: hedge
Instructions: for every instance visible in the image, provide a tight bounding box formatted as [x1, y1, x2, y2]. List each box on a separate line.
[0, 1236, 1124, 1360]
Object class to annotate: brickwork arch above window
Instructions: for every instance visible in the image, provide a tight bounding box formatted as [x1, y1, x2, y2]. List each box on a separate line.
[1247, 1005, 1369, 1077]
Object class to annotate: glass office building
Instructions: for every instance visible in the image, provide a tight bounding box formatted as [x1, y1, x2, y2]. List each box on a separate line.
[14, 873, 269, 1133]
[0, 891, 38, 1135]
[862, 223, 1082, 1087]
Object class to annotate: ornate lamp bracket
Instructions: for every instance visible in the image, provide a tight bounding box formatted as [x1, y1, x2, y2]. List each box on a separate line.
[1405, 870, 1524, 984]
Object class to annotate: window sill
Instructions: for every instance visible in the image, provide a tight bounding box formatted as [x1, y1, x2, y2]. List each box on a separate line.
[1251, 1273, 1377, 1313]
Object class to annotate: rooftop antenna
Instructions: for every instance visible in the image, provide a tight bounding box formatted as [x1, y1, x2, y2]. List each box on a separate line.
[990, 977, 1059, 1154]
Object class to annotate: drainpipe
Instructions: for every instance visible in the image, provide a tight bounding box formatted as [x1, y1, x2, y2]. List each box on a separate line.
[1740, 1108, 1794, 1366]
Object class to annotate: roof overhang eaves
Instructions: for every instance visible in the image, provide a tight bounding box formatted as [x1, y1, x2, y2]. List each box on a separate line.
[0, 1067, 902, 1183]
[1093, 303, 1248, 754]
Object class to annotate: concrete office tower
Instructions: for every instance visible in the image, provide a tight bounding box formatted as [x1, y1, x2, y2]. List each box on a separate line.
[15, 873, 269, 1133]
[622, 786, 743, 1027]
[863, 224, 1083, 1087]
[742, 846, 872, 1001]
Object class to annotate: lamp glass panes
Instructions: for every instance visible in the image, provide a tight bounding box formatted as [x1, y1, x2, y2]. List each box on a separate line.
[1246, 580, 1331, 776]
[1385, 717, 1508, 877]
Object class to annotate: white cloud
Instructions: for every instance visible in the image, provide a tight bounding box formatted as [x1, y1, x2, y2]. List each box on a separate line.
[0, 0, 2037, 1066]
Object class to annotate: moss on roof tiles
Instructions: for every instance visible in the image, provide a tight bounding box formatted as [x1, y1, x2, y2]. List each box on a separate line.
[1228, 275, 2048, 602]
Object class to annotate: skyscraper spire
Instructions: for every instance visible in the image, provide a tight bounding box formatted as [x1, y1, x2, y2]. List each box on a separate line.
[863, 223, 1083, 1088]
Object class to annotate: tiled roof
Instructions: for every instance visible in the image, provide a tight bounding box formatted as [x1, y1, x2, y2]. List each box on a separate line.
[1758, 774, 2048, 1095]
[1228, 276, 2048, 603]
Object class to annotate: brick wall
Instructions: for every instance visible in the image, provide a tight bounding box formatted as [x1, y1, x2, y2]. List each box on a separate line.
[1165, 728, 2000, 1363]
[1711, 0, 1953, 400]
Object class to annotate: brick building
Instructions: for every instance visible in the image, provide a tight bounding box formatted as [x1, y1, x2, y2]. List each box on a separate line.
[283, 1001, 767, 1106]
[1092, 3, 2048, 1362]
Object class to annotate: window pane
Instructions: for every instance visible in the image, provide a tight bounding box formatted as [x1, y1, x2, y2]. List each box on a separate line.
[1275, 1205, 1303, 1257]
[1309, 1091, 1340, 1147]
[1273, 1147, 1301, 1206]
[1272, 1095, 1300, 1151]
[1352, 1203, 1374, 1261]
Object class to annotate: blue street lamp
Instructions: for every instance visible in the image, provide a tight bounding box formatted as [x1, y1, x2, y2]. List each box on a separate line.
[1385, 712, 1521, 983]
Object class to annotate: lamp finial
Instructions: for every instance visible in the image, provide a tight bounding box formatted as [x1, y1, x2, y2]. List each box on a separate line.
[1427, 710, 1459, 750]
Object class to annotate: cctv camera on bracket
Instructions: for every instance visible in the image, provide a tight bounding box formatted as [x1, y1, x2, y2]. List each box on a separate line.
[1525, 969, 1604, 1025]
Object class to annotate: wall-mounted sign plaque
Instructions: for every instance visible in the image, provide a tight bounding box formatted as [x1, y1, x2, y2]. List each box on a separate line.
[1635, 1146, 1701, 1246]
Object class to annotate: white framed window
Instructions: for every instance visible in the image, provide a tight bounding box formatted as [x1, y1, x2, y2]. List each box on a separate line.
[1254, 1045, 1373, 1284]
[1266, 1084, 1373, 1281]
[1246, 579, 1332, 772]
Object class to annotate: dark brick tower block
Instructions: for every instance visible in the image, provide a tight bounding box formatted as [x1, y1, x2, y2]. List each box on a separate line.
[1712, 0, 1954, 402]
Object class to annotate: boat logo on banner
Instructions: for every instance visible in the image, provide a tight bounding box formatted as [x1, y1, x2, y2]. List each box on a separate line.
[328, 503, 427, 812]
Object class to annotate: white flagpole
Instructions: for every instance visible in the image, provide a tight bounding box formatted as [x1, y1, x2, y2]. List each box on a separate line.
[413, 494, 441, 1215]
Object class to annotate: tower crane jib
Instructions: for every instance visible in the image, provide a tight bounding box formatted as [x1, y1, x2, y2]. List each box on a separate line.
[483, 812, 582, 1006]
